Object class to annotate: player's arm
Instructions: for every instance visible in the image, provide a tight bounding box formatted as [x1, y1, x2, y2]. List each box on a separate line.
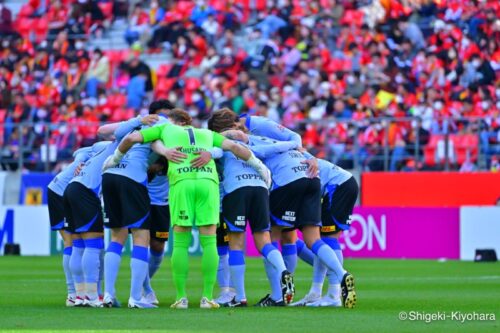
[248, 136, 299, 159]
[191, 148, 223, 168]
[255, 117, 303, 146]
[97, 115, 159, 140]
[150, 140, 187, 164]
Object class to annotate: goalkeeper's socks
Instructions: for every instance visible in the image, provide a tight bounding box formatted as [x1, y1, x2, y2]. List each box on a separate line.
[200, 235, 218, 300]
[310, 255, 326, 295]
[171, 231, 191, 299]
[261, 243, 287, 274]
[143, 249, 164, 294]
[104, 242, 123, 297]
[130, 246, 149, 302]
[217, 246, 230, 290]
[82, 237, 104, 301]
[281, 243, 297, 274]
[70, 239, 85, 299]
[229, 250, 246, 302]
[297, 239, 315, 266]
[311, 239, 345, 283]
[62, 247, 75, 297]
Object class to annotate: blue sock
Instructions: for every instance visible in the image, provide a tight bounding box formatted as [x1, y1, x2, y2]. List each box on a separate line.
[323, 238, 343, 297]
[281, 243, 297, 273]
[261, 243, 286, 273]
[104, 242, 123, 297]
[130, 246, 149, 302]
[82, 238, 104, 301]
[296, 239, 314, 266]
[323, 237, 343, 265]
[311, 239, 345, 284]
[98, 249, 104, 297]
[63, 247, 75, 296]
[263, 258, 282, 302]
[229, 250, 246, 302]
[217, 246, 230, 290]
[143, 249, 164, 294]
[70, 239, 85, 298]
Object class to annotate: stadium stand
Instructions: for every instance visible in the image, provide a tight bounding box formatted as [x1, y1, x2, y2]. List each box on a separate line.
[0, 0, 499, 172]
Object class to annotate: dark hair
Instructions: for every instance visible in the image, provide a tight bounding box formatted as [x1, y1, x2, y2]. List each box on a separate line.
[207, 108, 239, 133]
[149, 99, 175, 114]
[168, 108, 192, 125]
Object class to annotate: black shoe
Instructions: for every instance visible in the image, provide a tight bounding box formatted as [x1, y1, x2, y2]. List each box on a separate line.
[254, 294, 285, 307]
[340, 272, 356, 309]
[223, 297, 248, 308]
[281, 270, 295, 305]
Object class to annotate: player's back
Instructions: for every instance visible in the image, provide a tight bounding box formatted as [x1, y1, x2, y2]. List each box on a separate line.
[161, 124, 219, 186]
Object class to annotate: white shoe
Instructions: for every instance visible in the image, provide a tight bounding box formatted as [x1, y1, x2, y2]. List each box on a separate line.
[170, 297, 189, 309]
[215, 290, 235, 305]
[128, 297, 158, 309]
[103, 293, 121, 308]
[73, 296, 85, 307]
[84, 297, 104, 308]
[306, 294, 342, 307]
[289, 292, 321, 307]
[66, 295, 76, 307]
[200, 297, 220, 309]
[144, 291, 159, 305]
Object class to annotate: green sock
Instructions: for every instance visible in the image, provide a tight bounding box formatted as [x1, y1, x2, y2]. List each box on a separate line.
[171, 231, 192, 300]
[200, 234, 219, 299]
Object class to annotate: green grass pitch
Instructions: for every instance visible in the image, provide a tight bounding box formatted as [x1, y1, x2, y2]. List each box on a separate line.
[0, 256, 498, 332]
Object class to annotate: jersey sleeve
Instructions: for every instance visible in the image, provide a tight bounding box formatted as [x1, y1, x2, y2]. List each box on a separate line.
[249, 135, 298, 159]
[114, 117, 142, 141]
[140, 123, 167, 143]
[212, 132, 226, 148]
[252, 116, 303, 147]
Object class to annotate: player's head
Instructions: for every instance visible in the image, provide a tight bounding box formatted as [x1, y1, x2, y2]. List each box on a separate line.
[149, 99, 175, 115]
[208, 108, 245, 133]
[168, 108, 192, 126]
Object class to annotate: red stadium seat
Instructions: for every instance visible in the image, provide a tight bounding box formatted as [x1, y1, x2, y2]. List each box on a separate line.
[155, 78, 175, 98]
[18, 5, 35, 18]
[17, 18, 33, 38]
[34, 17, 49, 42]
[423, 135, 443, 166]
[156, 64, 173, 78]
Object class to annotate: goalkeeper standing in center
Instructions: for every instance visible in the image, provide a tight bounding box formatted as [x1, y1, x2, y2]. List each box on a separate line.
[103, 108, 271, 309]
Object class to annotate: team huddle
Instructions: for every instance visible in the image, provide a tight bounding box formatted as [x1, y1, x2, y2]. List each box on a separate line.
[47, 99, 358, 309]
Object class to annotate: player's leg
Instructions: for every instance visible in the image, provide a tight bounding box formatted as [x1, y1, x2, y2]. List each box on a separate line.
[102, 173, 127, 307]
[196, 179, 221, 309]
[280, 229, 298, 273]
[227, 232, 246, 306]
[81, 231, 104, 307]
[299, 178, 356, 309]
[129, 228, 153, 308]
[169, 180, 195, 309]
[48, 188, 74, 305]
[214, 220, 233, 305]
[143, 204, 170, 305]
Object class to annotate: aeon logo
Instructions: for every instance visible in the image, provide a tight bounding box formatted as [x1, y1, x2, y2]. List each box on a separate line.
[342, 214, 386, 251]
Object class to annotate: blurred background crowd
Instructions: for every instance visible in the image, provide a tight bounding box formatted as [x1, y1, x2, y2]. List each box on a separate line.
[0, 0, 499, 172]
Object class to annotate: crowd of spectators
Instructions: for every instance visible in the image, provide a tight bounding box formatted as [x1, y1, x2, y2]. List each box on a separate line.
[0, 0, 499, 172]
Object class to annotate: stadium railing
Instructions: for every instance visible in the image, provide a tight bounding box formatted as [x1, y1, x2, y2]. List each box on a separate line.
[0, 116, 497, 172]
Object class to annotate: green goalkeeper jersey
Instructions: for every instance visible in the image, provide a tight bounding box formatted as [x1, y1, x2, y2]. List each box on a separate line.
[140, 123, 225, 186]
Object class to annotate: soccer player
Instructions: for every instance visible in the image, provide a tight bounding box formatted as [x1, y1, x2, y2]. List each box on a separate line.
[48, 146, 93, 306]
[215, 131, 296, 307]
[292, 158, 358, 307]
[100, 104, 171, 309]
[103, 108, 271, 309]
[64, 140, 114, 307]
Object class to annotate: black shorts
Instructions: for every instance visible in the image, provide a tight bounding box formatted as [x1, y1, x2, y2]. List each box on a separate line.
[102, 173, 151, 230]
[63, 182, 103, 233]
[321, 177, 359, 235]
[216, 213, 229, 247]
[222, 186, 270, 233]
[48, 189, 65, 231]
[270, 178, 322, 229]
[150, 204, 170, 241]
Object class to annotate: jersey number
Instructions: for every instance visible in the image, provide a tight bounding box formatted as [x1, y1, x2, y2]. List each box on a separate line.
[185, 128, 196, 145]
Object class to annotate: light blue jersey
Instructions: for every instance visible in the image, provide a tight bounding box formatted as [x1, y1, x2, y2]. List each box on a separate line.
[318, 159, 353, 196]
[148, 173, 169, 205]
[220, 141, 267, 196]
[248, 135, 305, 190]
[48, 147, 94, 196]
[71, 141, 115, 195]
[241, 115, 302, 146]
[104, 116, 169, 185]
